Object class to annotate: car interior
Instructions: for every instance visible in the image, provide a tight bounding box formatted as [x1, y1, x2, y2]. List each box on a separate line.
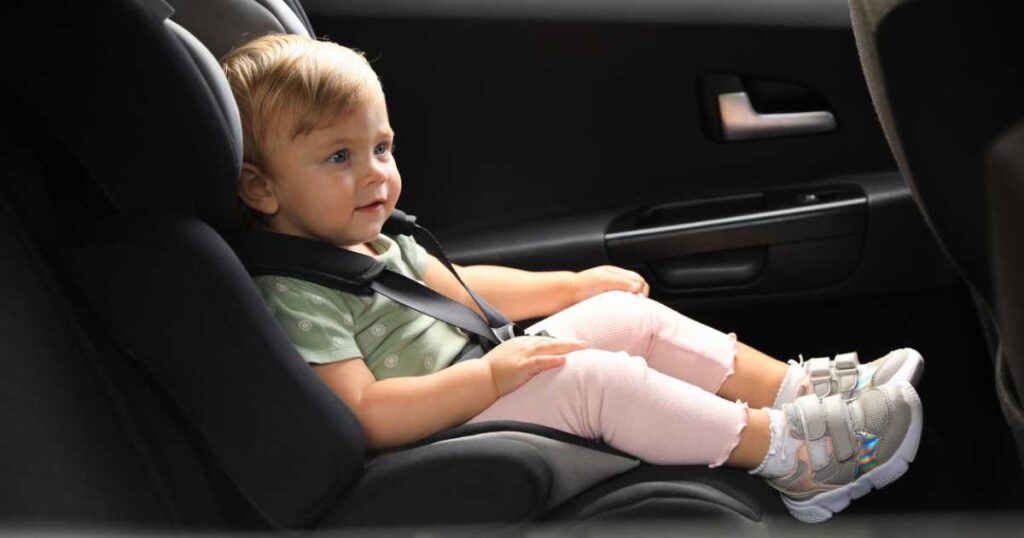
[1, 0, 1022, 534]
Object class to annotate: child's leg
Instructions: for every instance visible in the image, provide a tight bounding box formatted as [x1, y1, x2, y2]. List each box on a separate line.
[718, 342, 791, 409]
[525, 291, 789, 407]
[466, 348, 924, 522]
[467, 348, 770, 467]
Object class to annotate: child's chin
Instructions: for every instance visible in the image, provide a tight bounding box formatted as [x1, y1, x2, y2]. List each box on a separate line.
[351, 225, 384, 244]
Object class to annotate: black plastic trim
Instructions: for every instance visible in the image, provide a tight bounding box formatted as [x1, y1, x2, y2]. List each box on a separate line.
[606, 196, 865, 264]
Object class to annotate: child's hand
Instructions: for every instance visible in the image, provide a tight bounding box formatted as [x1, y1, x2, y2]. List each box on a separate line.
[483, 336, 588, 397]
[571, 265, 650, 303]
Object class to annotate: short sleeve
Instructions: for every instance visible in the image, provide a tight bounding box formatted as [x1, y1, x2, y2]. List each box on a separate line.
[256, 276, 363, 365]
[393, 234, 430, 279]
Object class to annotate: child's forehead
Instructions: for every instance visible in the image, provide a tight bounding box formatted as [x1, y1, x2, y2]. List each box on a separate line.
[275, 82, 386, 134]
[326, 86, 387, 120]
[301, 94, 393, 143]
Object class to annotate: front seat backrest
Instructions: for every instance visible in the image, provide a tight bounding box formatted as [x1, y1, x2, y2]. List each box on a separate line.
[849, 0, 1024, 302]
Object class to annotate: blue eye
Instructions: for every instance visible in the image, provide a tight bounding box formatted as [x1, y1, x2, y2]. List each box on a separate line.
[374, 142, 390, 156]
[328, 149, 349, 163]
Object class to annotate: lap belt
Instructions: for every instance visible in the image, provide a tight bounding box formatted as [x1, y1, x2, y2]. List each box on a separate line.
[224, 210, 537, 351]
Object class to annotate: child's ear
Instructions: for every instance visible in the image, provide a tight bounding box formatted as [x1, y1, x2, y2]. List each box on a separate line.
[238, 162, 279, 216]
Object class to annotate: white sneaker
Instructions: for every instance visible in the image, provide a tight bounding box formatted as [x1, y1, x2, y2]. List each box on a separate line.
[793, 348, 925, 400]
[765, 381, 924, 522]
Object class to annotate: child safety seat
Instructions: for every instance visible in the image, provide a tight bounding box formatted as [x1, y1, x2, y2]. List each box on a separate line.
[0, 0, 780, 530]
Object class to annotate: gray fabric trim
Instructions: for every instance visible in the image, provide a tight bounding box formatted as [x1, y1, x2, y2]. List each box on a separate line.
[430, 431, 640, 509]
[281, 0, 315, 34]
[848, 0, 913, 176]
[139, 0, 175, 20]
[849, 0, 946, 245]
[253, 0, 310, 36]
[169, 0, 287, 59]
[570, 481, 762, 522]
[164, 19, 244, 165]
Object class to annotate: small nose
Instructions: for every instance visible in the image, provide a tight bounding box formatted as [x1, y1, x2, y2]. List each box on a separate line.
[364, 158, 389, 185]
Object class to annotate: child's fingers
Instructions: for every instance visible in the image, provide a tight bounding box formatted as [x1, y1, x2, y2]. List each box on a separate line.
[602, 267, 645, 293]
[531, 338, 588, 355]
[527, 355, 567, 374]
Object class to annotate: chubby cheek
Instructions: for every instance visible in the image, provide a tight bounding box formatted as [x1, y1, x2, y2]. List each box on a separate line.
[385, 169, 402, 212]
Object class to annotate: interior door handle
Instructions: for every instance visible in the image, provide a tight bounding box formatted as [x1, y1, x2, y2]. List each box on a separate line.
[718, 91, 837, 141]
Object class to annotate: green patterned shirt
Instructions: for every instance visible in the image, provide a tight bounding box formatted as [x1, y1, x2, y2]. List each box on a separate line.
[254, 234, 471, 380]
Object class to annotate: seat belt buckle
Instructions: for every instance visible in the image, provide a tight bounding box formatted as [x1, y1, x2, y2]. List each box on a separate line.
[492, 323, 525, 343]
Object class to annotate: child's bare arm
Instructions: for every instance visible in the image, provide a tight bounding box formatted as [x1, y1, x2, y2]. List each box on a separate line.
[421, 256, 574, 321]
[422, 256, 650, 322]
[313, 357, 497, 450]
[312, 337, 585, 451]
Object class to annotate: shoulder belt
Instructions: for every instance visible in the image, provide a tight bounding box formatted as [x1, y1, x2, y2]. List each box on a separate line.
[223, 210, 526, 350]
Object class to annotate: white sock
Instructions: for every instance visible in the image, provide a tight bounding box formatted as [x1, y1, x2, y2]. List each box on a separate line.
[772, 362, 806, 409]
[749, 407, 801, 479]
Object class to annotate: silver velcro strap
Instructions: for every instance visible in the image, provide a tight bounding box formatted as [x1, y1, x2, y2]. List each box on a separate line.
[834, 352, 859, 371]
[806, 357, 832, 397]
[796, 394, 827, 440]
[823, 394, 856, 461]
[834, 352, 860, 393]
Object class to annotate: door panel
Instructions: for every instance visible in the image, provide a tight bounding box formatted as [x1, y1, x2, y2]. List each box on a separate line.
[303, 0, 1019, 513]
[307, 1, 954, 306]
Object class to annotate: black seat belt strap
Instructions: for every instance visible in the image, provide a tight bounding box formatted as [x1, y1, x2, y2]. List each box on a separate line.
[370, 270, 501, 348]
[224, 225, 513, 350]
[385, 210, 523, 340]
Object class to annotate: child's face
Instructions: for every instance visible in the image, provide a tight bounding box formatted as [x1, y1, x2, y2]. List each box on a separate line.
[259, 88, 400, 247]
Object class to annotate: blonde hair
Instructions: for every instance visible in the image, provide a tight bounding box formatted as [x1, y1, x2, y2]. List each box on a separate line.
[221, 33, 380, 170]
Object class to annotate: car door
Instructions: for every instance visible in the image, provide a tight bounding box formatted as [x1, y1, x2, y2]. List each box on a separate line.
[302, 0, 1023, 513]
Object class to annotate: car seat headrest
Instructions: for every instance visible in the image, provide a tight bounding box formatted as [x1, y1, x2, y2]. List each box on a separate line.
[1, 0, 244, 226]
[165, 18, 244, 175]
[169, 0, 311, 60]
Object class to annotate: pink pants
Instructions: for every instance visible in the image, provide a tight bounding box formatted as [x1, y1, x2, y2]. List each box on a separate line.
[467, 291, 747, 467]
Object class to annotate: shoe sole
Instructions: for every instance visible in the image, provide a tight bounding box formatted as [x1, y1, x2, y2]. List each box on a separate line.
[781, 381, 923, 523]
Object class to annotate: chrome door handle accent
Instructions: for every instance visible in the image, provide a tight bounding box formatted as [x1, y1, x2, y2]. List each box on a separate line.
[718, 91, 836, 141]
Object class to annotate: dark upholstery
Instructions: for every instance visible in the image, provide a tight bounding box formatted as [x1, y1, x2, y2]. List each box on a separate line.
[0, 119, 265, 528]
[0, 198, 174, 527]
[63, 213, 368, 528]
[849, 0, 1024, 302]
[985, 122, 1024, 466]
[851, 0, 1024, 470]
[0, 0, 241, 226]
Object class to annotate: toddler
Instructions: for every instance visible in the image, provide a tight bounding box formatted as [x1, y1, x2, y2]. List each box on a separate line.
[221, 34, 925, 523]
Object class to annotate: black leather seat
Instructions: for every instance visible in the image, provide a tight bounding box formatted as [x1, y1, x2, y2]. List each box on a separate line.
[0, 0, 779, 530]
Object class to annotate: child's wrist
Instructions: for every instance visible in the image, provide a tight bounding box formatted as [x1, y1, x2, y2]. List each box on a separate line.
[563, 271, 580, 308]
[473, 356, 502, 401]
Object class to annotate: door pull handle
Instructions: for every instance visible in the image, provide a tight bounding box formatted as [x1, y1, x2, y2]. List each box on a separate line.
[718, 91, 836, 141]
